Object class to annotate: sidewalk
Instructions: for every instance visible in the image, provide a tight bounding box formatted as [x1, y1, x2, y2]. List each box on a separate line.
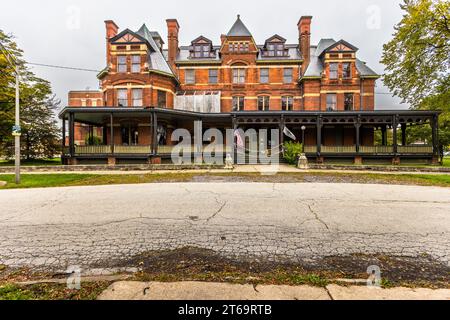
[1, 164, 448, 176]
[97, 281, 450, 300]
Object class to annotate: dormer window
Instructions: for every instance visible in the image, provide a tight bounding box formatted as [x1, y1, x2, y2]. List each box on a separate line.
[262, 35, 288, 57]
[193, 44, 210, 58]
[190, 36, 215, 59]
[266, 43, 285, 57]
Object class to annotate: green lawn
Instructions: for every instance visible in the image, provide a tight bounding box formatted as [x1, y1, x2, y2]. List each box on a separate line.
[0, 158, 62, 167]
[443, 157, 450, 167]
[0, 172, 449, 189]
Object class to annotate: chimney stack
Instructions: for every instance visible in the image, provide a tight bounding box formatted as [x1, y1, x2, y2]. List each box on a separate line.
[220, 34, 227, 45]
[105, 20, 119, 67]
[166, 19, 180, 74]
[298, 16, 312, 73]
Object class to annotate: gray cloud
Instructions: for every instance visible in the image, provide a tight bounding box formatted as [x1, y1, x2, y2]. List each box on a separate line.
[0, 0, 408, 110]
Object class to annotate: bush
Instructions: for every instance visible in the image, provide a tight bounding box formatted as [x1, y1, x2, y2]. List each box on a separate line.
[283, 141, 303, 165]
[85, 136, 103, 146]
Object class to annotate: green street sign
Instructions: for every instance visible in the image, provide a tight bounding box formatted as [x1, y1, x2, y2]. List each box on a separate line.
[12, 125, 21, 136]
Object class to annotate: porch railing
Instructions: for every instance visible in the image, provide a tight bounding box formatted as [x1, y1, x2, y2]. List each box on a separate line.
[321, 146, 357, 154]
[304, 146, 318, 153]
[74, 145, 112, 155]
[158, 145, 233, 155]
[398, 145, 433, 154]
[114, 145, 151, 154]
[359, 146, 394, 154]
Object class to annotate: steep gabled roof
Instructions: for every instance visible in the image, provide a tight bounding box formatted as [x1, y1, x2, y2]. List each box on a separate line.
[320, 39, 359, 56]
[136, 23, 174, 76]
[110, 28, 150, 46]
[227, 15, 252, 37]
[191, 35, 213, 45]
[303, 39, 378, 79]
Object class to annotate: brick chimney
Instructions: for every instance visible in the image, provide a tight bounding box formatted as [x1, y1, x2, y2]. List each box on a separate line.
[166, 19, 180, 74]
[298, 16, 312, 73]
[105, 20, 119, 67]
[220, 34, 226, 45]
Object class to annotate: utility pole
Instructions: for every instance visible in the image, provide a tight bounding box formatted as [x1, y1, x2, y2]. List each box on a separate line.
[1, 43, 21, 184]
[14, 64, 20, 184]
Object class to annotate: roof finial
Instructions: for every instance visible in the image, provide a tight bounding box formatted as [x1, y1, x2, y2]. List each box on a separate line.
[237, 14, 240, 19]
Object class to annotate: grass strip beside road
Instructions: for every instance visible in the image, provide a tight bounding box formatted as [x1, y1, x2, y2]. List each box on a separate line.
[0, 172, 449, 189]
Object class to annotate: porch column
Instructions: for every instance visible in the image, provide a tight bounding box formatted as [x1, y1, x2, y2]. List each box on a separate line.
[381, 125, 387, 146]
[279, 115, 285, 147]
[232, 115, 238, 163]
[432, 114, 439, 157]
[401, 123, 407, 146]
[69, 112, 75, 157]
[62, 117, 66, 149]
[355, 116, 361, 153]
[393, 115, 398, 154]
[316, 115, 322, 156]
[152, 111, 158, 155]
[109, 113, 114, 153]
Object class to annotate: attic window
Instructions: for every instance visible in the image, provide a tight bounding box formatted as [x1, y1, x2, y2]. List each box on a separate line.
[229, 42, 249, 53]
[263, 43, 286, 57]
[193, 44, 211, 58]
[131, 45, 141, 50]
[117, 45, 127, 51]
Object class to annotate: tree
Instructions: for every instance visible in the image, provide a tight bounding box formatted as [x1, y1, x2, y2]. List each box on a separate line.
[381, 0, 450, 149]
[0, 29, 60, 159]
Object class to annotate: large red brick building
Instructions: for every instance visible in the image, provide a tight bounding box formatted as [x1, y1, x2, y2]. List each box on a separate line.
[61, 16, 440, 165]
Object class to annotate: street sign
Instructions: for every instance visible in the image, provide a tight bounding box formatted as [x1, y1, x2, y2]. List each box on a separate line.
[12, 125, 21, 136]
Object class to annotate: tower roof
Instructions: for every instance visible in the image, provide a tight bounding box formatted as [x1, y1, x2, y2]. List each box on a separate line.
[227, 15, 252, 37]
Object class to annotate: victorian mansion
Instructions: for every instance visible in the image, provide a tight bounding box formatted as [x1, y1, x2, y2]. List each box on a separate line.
[61, 15, 440, 165]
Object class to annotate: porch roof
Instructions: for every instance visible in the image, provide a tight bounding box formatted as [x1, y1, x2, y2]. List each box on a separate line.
[59, 107, 440, 126]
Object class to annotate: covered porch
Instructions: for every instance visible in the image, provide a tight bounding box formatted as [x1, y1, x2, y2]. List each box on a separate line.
[59, 108, 441, 165]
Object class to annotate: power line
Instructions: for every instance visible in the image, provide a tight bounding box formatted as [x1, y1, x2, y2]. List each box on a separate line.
[27, 62, 100, 73]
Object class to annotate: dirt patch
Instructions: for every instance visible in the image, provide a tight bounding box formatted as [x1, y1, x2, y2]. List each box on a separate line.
[107, 247, 449, 289]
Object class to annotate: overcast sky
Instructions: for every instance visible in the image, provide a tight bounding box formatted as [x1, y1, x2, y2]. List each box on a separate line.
[0, 0, 409, 110]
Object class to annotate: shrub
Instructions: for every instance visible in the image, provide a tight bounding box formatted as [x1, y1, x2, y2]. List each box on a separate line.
[283, 141, 303, 165]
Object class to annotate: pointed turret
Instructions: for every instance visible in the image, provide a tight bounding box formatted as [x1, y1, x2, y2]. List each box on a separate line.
[227, 14, 252, 37]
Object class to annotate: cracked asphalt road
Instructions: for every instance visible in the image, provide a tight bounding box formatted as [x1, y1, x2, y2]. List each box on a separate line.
[0, 182, 449, 272]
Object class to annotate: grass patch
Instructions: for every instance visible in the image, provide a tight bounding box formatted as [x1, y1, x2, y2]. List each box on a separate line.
[443, 157, 450, 168]
[0, 171, 449, 190]
[0, 158, 62, 167]
[0, 282, 111, 300]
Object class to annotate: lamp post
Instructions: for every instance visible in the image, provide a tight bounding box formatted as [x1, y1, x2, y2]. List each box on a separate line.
[301, 126, 306, 154]
[0, 43, 21, 184]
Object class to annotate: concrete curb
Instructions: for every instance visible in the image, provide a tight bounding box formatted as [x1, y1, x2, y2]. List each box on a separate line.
[97, 281, 450, 301]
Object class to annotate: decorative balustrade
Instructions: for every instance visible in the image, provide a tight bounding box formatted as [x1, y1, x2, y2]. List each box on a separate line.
[114, 145, 151, 154]
[70, 144, 434, 156]
[74, 145, 112, 155]
[321, 146, 357, 154]
[398, 145, 433, 154]
[359, 146, 394, 154]
[304, 146, 318, 154]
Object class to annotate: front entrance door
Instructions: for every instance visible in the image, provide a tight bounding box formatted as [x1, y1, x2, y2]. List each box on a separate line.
[121, 126, 139, 146]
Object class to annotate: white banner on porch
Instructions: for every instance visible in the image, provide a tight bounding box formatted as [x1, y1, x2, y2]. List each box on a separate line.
[174, 91, 221, 113]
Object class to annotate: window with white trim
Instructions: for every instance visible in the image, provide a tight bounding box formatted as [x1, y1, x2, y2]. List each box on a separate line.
[118, 89, 128, 107]
[258, 96, 270, 111]
[232, 68, 246, 84]
[118, 56, 127, 73]
[132, 89, 143, 107]
[326, 93, 337, 111]
[185, 69, 195, 84]
[281, 96, 293, 111]
[131, 55, 141, 73]
[232, 96, 245, 111]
